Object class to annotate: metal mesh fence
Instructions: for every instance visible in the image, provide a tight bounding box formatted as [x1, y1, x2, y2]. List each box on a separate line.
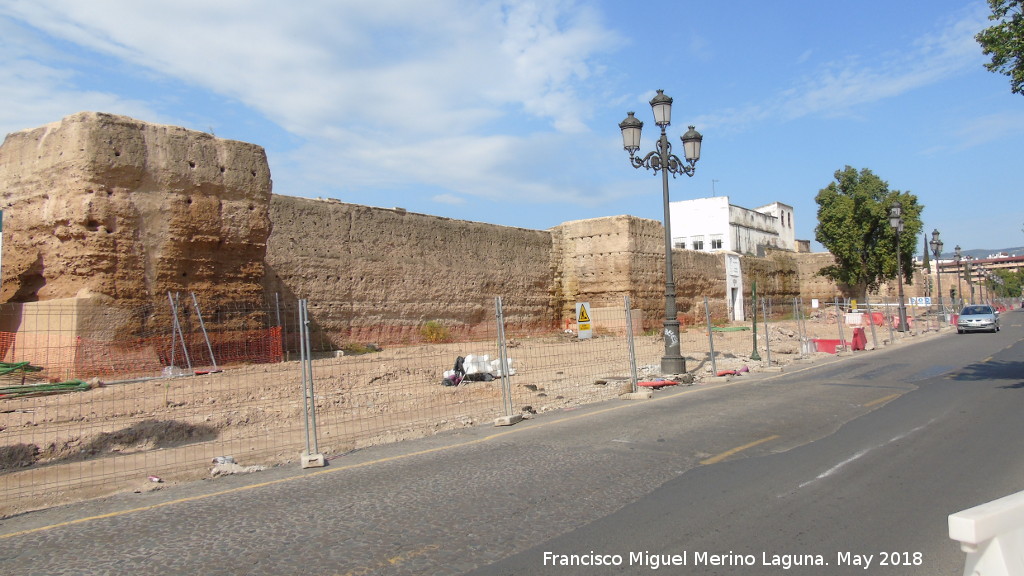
[0, 292, 955, 515]
[0, 296, 296, 514]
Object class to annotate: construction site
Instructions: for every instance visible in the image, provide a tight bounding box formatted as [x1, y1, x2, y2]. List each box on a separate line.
[0, 112, 947, 516]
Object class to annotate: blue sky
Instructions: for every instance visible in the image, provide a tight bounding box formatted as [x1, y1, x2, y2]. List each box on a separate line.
[2, 0, 1022, 254]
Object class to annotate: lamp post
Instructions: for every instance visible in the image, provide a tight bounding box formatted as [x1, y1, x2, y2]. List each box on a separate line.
[620, 90, 702, 375]
[750, 280, 761, 361]
[888, 202, 909, 332]
[991, 273, 1004, 300]
[954, 245, 964, 309]
[929, 229, 945, 323]
[966, 260, 974, 304]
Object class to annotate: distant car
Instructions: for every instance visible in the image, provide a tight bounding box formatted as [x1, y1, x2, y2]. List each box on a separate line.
[956, 305, 1000, 334]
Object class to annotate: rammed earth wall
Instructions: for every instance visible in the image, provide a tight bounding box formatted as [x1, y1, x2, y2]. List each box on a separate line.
[1, 113, 929, 348]
[263, 196, 555, 344]
[0, 112, 271, 308]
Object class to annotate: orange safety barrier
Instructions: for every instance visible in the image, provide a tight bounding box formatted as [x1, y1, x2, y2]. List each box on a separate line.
[71, 326, 284, 380]
[0, 331, 14, 361]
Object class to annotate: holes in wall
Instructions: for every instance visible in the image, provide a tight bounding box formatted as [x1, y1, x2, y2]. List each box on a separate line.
[188, 160, 196, 169]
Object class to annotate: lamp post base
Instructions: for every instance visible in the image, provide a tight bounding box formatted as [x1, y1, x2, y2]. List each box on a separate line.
[661, 355, 686, 376]
[896, 307, 909, 332]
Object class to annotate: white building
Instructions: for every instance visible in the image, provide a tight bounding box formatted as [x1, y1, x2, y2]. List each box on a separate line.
[668, 196, 796, 256]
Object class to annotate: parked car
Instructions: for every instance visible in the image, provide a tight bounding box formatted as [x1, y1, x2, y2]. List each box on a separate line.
[956, 305, 1000, 334]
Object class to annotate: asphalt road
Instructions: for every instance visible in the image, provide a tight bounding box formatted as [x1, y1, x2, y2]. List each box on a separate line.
[0, 309, 1021, 575]
[470, 309, 1024, 575]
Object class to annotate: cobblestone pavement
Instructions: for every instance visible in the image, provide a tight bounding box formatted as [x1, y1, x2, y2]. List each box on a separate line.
[0, 348, 922, 575]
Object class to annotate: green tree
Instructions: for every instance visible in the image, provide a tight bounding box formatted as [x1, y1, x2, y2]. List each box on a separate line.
[976, 0, 1024, 95]
[814, 166, 923, 297]
[992, 269, 1024, 299]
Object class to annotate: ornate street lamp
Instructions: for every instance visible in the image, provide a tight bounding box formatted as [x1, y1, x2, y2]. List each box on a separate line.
[929, 229, 945, 322]
[991, 273, 1005, 299]
[620, 90, 702, 375]
[966, 260, 975, 304]
[954, 245, 964, 309]
[889, 202, 909, 332]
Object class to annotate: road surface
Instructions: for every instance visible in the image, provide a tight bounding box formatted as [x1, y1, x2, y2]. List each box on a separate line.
[1, 310, 1021, 575]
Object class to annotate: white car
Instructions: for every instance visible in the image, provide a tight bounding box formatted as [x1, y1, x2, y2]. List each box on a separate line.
[956, 305, 1000, 334]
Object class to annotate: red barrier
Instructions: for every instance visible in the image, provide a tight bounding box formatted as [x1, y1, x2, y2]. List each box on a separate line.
[851, 328, 867, 351]
[813, 339, 843, 354]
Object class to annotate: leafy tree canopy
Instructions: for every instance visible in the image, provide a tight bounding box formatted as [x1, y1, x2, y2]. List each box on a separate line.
[814, 166, 923, 296]
[991, 269, 1024, 299]
[976, 0, 1024, 95]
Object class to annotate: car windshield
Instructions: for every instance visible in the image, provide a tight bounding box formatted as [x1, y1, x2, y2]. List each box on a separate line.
[962, 306, 992, 315]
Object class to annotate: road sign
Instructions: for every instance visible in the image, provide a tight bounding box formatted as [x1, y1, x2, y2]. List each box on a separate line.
[576, 302, 592, 339]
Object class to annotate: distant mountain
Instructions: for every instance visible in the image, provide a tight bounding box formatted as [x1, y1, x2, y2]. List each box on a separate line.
[928, 246, 1024, 260]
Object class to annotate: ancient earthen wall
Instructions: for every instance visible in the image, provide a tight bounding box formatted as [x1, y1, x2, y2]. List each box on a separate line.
[550, 216, 658, 322]
[791, 250, 930, 304]
[263, 196, 554, 344]
[792, 252, 840, 303]
[0, 112, 272, 308]
[0, 112, 893, 351]
[548, 216, 801, 329]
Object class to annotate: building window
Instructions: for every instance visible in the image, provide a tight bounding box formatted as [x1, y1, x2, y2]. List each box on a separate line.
[710, 234, 723, 250]
[691, 236, 705, 251]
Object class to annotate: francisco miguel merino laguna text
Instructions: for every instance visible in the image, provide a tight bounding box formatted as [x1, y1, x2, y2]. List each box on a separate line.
[543, 550, 832, 570]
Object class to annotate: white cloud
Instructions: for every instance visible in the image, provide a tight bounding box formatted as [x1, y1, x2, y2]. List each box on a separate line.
[0, 15, 162, 135]
[930, 111, 1024, 153]
[697, 5, 990, 132]
[1, 0, 618, 137]
[0, 0, 623, 205]
[432, 194, 466, 206]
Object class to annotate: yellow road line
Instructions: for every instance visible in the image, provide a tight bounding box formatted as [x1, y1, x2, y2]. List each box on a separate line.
[1, 377, 756, 540]
[864, 393, 902, 408]
[2, 361, 836, 541]
[701, 435, 780, 466]
[335, 544, 440, 576]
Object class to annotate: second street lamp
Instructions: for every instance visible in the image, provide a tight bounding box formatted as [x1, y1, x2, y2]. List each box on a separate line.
[930, 229, 945, 323]
[620, 90, 702, 375]
[889, 202, 909, 332]
[954, 245, 964, 309]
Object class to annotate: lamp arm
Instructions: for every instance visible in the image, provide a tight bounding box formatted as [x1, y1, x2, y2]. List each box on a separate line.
[629, 147, 696, 177]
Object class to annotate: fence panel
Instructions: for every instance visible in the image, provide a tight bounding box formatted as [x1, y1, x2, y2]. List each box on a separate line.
[0, 297, 295, 515]
[2, 291, 960, 515]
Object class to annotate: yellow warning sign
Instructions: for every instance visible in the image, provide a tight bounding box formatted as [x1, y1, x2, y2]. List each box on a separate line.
[577, 305, 591, 323]
[575, 302, 592, 339]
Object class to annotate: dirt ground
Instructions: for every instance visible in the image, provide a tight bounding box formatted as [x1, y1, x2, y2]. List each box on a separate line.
[0, 310, 940, 517]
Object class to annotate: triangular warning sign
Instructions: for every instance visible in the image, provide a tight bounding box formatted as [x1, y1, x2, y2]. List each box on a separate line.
[577, 305, 590, 323]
